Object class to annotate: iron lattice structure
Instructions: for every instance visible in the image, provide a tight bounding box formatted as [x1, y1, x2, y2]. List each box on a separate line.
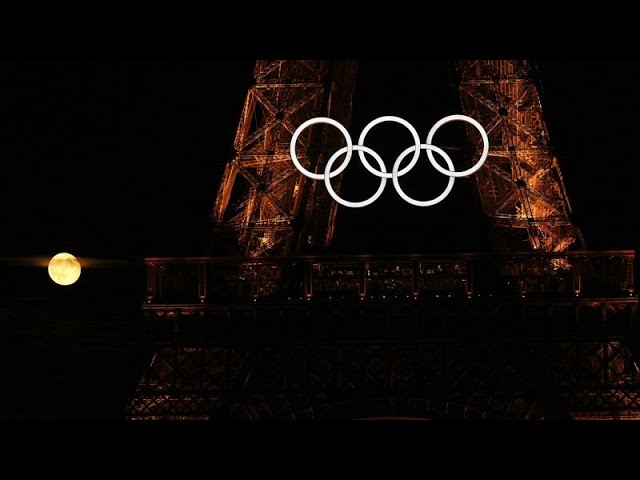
[455, 60, 581, 252]
[127, 61, 640, 420]
[128, 252, 638, 420]
[212, 60, 357, 257]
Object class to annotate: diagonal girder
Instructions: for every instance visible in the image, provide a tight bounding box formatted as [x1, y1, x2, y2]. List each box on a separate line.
[455, 60, 582, 252]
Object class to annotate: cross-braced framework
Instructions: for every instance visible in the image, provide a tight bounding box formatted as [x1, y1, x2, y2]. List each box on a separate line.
[455, 60, 582, 252]
[129, 304, 640, 420]
[127, 61, 640, 421]
[127, 252, 639, 420]
[212, 60, 357, 257]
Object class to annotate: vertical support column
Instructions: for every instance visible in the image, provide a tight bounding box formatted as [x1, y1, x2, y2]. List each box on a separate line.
[359, 261, 369, 300]
[252, 264, 261, 300]
[411, 260, 420, 299]
[198, 262, 207, 303]
[626, 255, 635, 295]
[146, 263, 155, 303]
[304, 261, 313, 300]
[601, 305, 609, 385]
[465, 259, 474, 296]
[573, 256, 583, 296]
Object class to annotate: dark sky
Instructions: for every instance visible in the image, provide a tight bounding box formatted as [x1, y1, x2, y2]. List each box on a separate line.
[3, 60, 640, 261]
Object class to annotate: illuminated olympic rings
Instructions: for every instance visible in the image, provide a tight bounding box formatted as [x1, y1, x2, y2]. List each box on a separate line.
[289, 115, 489, 208]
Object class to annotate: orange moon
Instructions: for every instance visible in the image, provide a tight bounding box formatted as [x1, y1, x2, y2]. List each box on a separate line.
[48, 252, 81, 286]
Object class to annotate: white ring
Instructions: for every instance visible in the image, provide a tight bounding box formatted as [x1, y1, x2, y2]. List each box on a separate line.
[425, 114, 489, 178]
[392, 144, 456, 207]
[357, 115, 421, 179]
[324, 145, 387, 208]
[290, 117, 352, 180]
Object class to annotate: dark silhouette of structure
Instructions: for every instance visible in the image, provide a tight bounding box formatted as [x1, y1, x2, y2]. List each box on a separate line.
[127, 61, 639, 420]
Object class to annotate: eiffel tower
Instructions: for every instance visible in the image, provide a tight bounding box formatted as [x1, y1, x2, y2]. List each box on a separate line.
[127, 61, 639, 420]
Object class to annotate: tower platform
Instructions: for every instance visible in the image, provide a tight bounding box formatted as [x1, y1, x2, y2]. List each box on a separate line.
[127, 251, 639, 420]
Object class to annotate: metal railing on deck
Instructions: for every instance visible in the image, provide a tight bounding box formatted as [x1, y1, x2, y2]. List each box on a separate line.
[144, 251, 636, 305]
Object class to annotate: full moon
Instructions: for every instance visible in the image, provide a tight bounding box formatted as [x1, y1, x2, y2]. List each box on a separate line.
[48, 252, 82, 286]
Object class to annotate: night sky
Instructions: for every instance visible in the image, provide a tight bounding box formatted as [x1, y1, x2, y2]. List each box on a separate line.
[2, 60, 640, 419]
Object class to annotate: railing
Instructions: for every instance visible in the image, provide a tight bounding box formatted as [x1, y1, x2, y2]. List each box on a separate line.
[144, 251, 636, 305]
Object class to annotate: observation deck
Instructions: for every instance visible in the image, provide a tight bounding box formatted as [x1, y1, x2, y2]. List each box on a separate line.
[129, 251, 639, 420]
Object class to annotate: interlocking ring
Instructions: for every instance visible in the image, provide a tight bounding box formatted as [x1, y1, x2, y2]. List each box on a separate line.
[324, 145, 387, 208]
[426, 114, 489, 178]
[290, 114, 489, 208]
[357, 116, 421, 179]
[393, 144, 456, 207]
[290, 117, 352, 181]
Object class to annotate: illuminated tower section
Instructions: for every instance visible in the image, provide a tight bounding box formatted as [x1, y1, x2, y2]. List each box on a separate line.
[212, 60, 358, 257]
[128, 60, 639, 421]
[455, 60, 581, 252]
